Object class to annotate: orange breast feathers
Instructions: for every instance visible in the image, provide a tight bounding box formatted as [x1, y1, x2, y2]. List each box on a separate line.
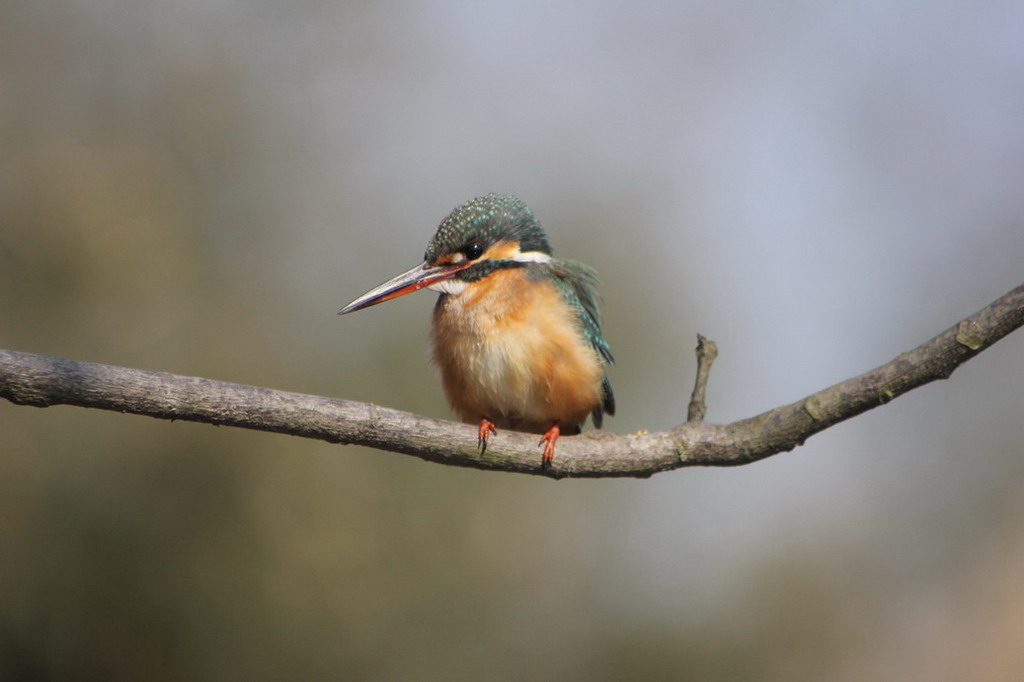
[430, 267, 604, 434]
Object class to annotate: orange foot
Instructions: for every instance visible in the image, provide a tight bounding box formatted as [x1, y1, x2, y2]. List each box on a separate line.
[539, 421, 561, 468]
[478, 417, 497, 453]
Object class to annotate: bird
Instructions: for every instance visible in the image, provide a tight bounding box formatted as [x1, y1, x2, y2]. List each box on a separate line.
[339, 194, 614, 466]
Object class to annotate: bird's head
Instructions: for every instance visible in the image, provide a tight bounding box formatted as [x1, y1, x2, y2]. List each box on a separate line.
[339, 194, 552, 314]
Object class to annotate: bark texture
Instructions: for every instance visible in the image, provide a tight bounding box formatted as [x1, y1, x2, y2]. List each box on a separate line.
[2, 284, 1022, 478]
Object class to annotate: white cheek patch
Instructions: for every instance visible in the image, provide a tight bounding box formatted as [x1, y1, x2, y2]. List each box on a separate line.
[510, 250, 552, 264]
[428, 279, 469, 295]
[426, 248, 550, 297]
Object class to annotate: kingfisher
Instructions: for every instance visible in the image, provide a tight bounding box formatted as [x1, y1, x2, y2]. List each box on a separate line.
[339, 194, 614, 466]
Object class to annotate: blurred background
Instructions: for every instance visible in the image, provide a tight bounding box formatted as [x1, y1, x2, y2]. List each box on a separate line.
[2, 1, 1023, 680]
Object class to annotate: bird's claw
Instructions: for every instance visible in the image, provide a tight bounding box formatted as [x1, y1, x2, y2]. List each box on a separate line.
[539, 422, 561, 468]
[478, 418, 497, 453]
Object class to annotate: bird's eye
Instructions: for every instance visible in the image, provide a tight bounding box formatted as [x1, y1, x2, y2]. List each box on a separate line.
[462, 242, 484, 260]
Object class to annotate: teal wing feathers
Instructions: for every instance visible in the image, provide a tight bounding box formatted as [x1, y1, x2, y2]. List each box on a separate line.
[541, 260, 616, 427]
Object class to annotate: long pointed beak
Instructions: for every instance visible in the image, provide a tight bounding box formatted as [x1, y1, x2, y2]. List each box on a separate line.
[338, 261, 467, 315]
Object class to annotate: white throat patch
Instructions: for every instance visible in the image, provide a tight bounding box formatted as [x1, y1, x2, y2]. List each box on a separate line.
[427, 278, 468, 295]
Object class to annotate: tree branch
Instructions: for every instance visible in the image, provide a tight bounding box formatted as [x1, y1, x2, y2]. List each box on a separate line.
[687, 334, 718, 423]
[2, 284, 1022, 478]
